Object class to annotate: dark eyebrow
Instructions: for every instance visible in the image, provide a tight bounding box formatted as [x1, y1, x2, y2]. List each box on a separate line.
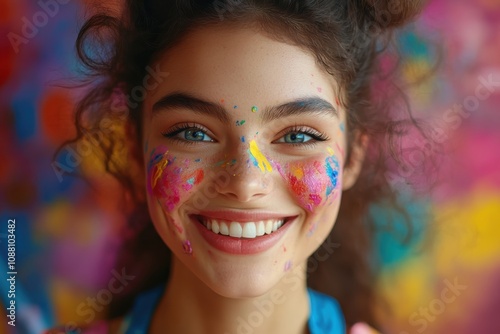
[261, 97, 338, 123]
[152, 92, 337, 123]
[152, 92, 230, 124]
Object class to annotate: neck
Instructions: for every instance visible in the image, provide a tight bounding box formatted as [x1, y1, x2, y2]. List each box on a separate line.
[150, 257, 310, 334]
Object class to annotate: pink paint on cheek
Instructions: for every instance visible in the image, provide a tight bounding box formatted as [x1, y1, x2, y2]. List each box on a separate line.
[278, 158, 339, 212]
[147, 146, 196, 211]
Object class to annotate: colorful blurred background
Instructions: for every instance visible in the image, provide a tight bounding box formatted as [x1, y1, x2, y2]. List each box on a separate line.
[1, 0, 499, 333]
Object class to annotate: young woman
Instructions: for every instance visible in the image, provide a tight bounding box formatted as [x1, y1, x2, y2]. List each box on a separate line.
[50, 0, 425, 333]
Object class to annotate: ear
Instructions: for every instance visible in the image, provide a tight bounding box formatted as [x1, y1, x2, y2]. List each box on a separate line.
[342, 131, 368, 190]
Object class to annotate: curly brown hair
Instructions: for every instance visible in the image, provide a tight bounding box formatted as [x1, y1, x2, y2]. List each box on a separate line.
[62, 0, 428, 329]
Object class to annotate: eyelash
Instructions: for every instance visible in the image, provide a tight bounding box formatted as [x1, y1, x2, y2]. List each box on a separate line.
[161, 123, 213, 146]
[161, 123, 330, 147]
[277, 125, 330, 148]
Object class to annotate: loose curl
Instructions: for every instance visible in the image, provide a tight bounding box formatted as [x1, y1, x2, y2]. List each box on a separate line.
[64, 0, 427, 329]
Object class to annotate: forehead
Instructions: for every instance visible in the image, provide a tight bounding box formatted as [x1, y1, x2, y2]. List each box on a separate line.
[145, 25, 338, 110]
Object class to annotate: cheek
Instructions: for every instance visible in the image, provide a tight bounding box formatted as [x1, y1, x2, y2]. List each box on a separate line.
[146, 146, 205, 211]
[275, 152, 340, 212]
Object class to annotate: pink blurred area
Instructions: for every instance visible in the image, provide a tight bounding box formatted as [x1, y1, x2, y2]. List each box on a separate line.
[1, 0, 499, 333]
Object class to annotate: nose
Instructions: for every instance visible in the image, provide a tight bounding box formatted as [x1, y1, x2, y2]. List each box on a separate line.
[213, 140, 275, 202]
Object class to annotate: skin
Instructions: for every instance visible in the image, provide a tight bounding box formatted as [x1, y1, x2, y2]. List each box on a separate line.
[133, 25, 373, 334]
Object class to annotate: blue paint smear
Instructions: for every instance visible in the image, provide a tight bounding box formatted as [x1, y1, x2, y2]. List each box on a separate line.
[241, 136, 245, 142]
[339, 122, 345, 132]
[248, 150, 259, 168]
[187, 177, 195, 185]
[325, 155, 339, 196]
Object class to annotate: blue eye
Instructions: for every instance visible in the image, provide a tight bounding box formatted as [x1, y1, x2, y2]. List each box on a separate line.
[182, 129, 212, 141]
[162, 124, 214, 143]
[280, 132, 313, 143]
[274, 126, 329, 147]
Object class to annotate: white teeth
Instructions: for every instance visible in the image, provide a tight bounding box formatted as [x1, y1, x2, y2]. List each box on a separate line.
[219, 222, 229, 236]
[256, 221, 265, 236]
[242, 223, 257, 238]
[211, 220, 219, 234]
[265, 220, 273, 235]
[202, 217, 285, 238]
[229, 222, 242, 237]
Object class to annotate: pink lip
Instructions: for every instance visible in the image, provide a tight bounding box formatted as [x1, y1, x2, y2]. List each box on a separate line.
[191, 214, 297, 255]
[194, 210, 293, 222]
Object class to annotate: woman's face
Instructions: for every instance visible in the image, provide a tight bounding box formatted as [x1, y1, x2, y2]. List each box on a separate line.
[142, 25, 357, 298]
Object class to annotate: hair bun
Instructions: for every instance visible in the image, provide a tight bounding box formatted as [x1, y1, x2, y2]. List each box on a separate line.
[361, 0, 426, 29]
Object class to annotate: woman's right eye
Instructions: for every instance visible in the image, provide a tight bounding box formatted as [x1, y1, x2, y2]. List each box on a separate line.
[162, 125, 214, 143]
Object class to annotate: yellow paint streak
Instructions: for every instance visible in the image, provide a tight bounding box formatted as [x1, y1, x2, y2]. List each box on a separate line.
[249, 140, 272, 172]
[327, 146, 335, 156]
[152, 155, 169, 189]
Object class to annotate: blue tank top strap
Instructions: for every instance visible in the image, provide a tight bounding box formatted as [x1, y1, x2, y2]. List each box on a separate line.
[123, 286, 345, 334]
[124, 285, 165, 334]
[307, 288, 346, 334]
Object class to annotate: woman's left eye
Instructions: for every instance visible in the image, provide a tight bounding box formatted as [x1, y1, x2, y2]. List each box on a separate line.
[276, 132, 313, 143]
[181, 129, 213, 142]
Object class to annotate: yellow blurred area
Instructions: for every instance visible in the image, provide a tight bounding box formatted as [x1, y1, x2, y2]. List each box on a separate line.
[50, 279, 107, 328]
[432, 185, 500, 272]
[377, 185, 500, 331]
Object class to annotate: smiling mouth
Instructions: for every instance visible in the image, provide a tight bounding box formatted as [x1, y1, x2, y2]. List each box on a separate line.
[194, 215, 291, 239]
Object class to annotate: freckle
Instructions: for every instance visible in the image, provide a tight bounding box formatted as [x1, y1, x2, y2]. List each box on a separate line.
[220, 99, 225, 104]
[317, 87, 322, 93]
[282, 244, 287, 252]
[251, 106, 258, 113]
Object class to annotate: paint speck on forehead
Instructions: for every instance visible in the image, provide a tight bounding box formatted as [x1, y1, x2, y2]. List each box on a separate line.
[233, 105, 238, 109]
[251, 106, 258, 113]
[183, 240, 192, 255]
[241, 136, 245, 142]
[195, 158, 201, 162]
[248, 140, 272, 172]
[236, 120, 246, 126]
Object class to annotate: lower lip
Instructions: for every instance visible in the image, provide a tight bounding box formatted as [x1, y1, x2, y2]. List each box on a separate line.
[192, 216, 296, 255]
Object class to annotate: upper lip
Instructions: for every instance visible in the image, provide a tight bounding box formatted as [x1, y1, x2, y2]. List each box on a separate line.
[192, 210, 297, 222]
